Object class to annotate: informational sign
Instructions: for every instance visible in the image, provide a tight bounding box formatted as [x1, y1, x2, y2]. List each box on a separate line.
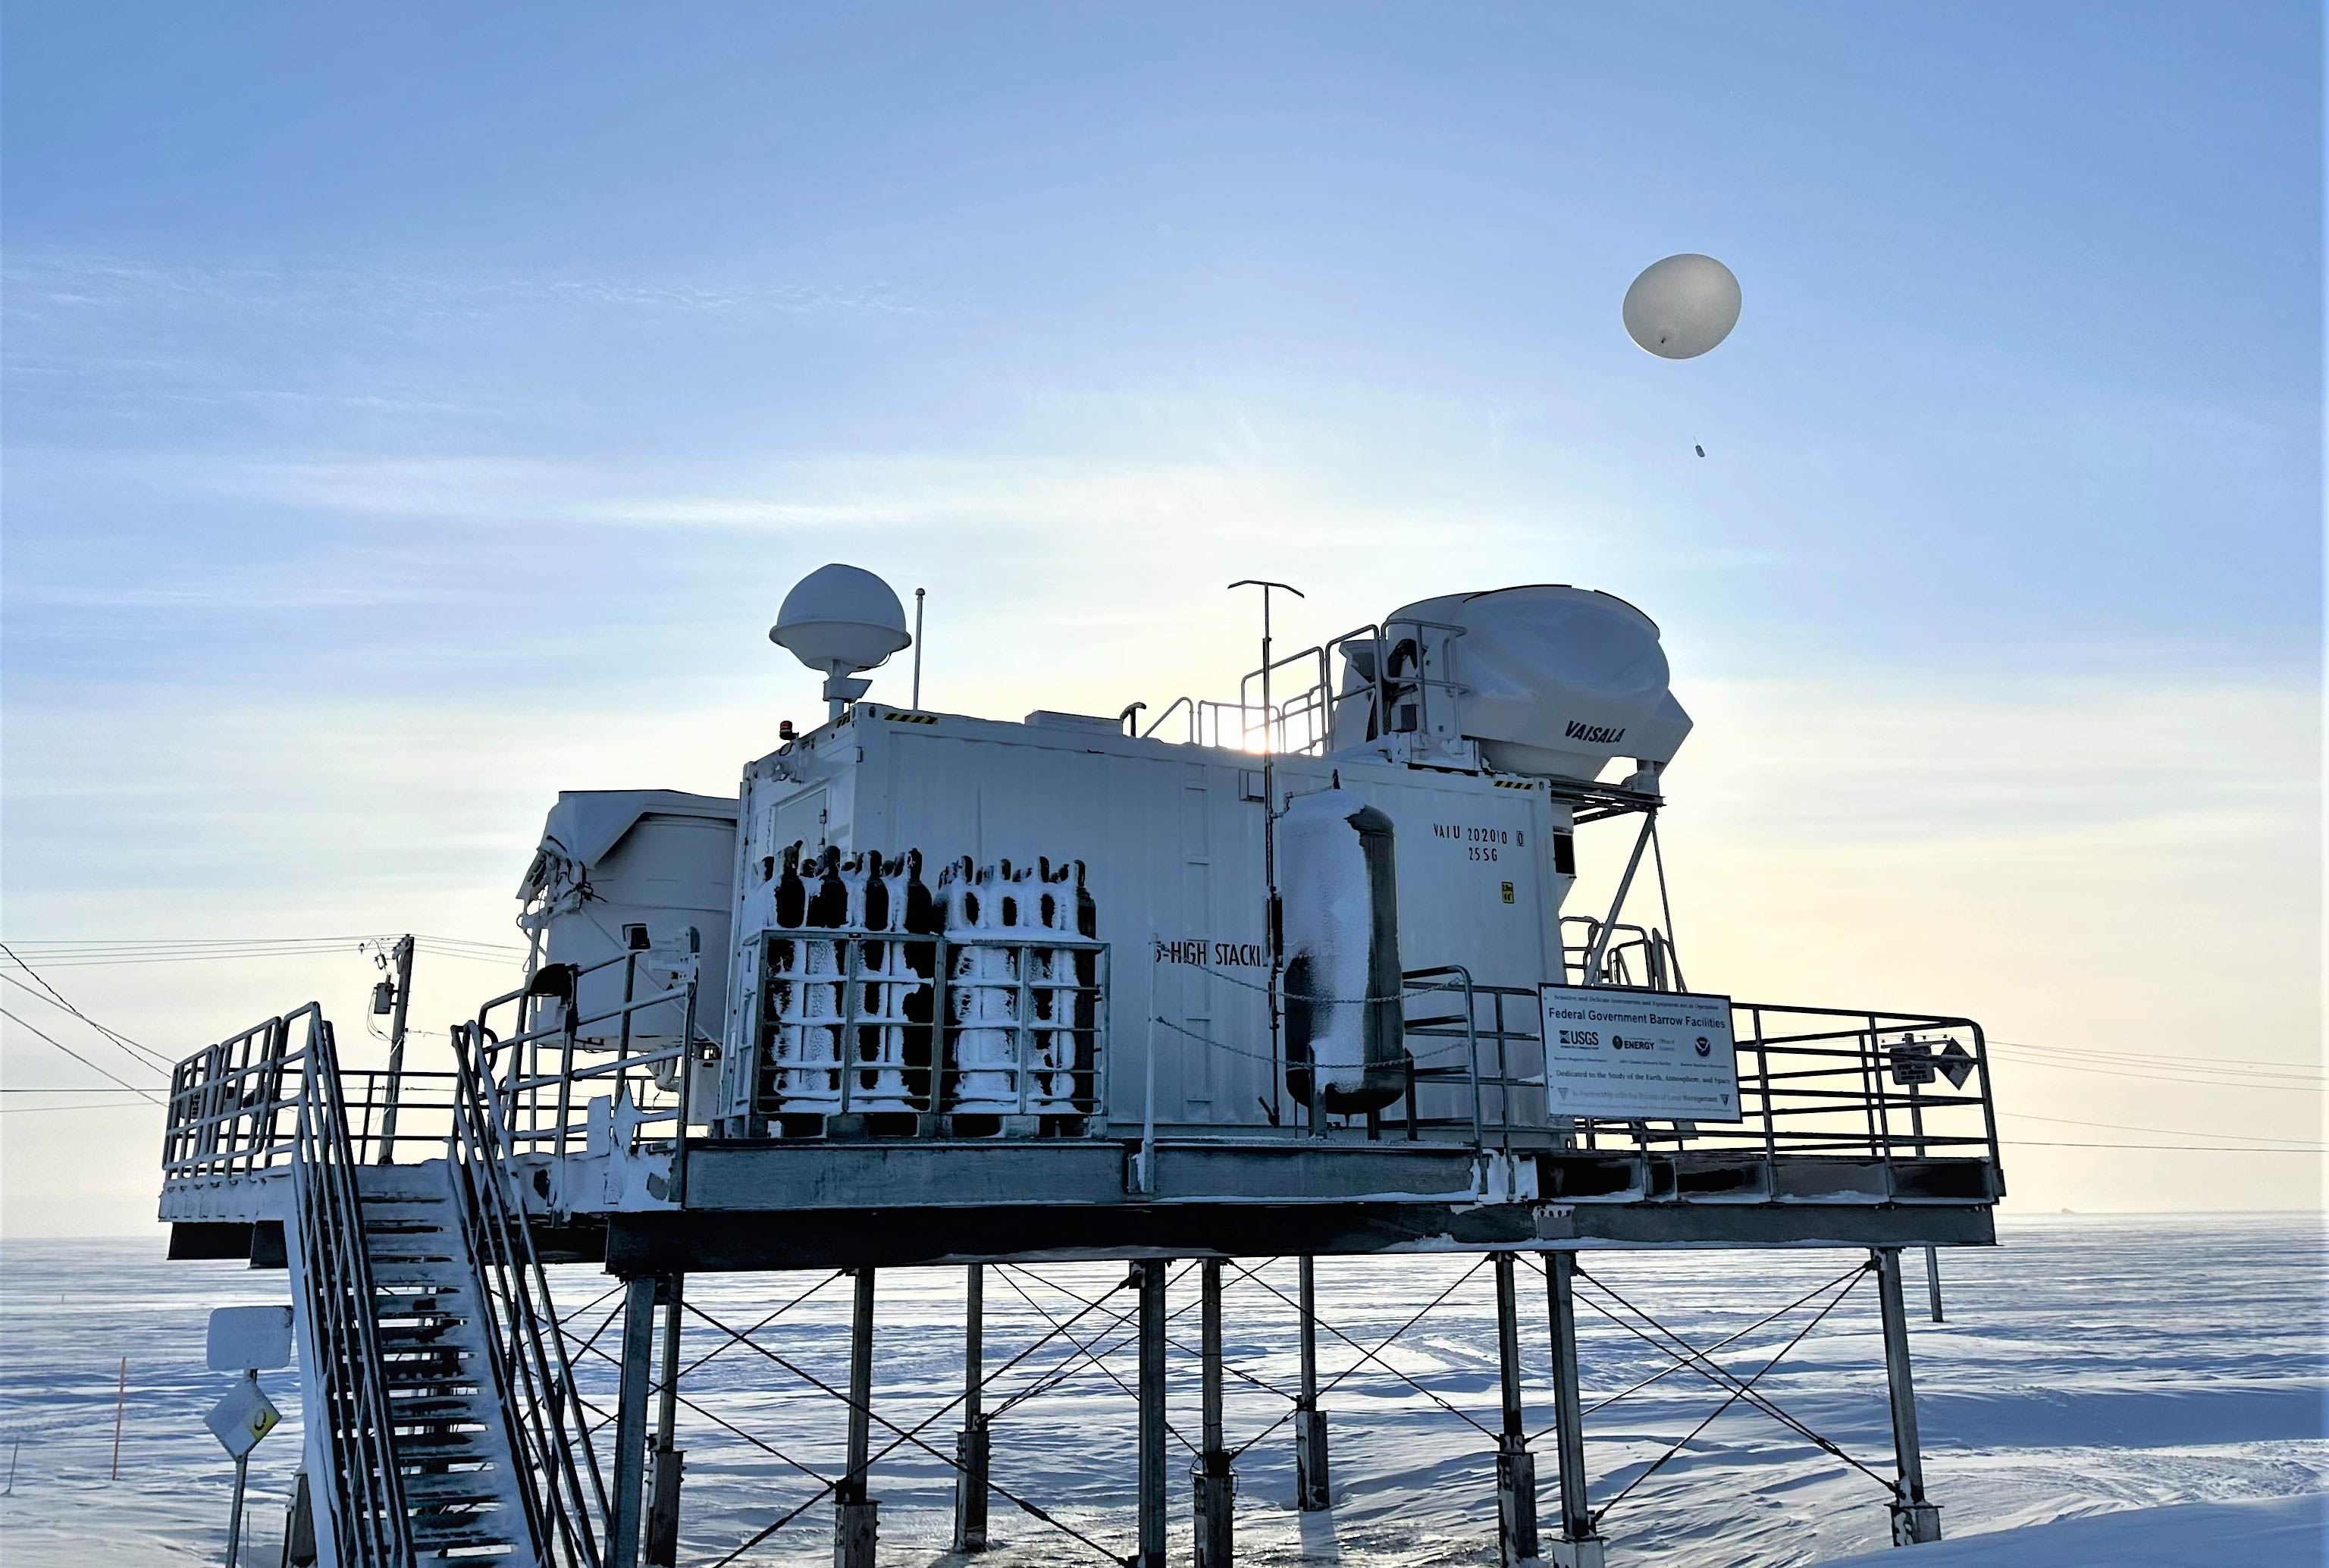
[1538, 984, 1741, 1122]
[1889, 1042, 1937, 1086]
[206, 1306, 293, 1373]
[204, 1378, 282, 1460]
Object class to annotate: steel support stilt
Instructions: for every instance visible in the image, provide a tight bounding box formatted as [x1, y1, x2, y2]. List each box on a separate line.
[1544, 1253, 1603, 1568]
[1193, 1259, 1236, 1568]
[1492, 1256, 1541, 1568]
[1137, 1259, 1169, 1568]
[953, 1264, 992, 1553]
[1924, 1245, 1945, 1324]
[1874, 1248, 1943, 1544]
[610, 1276, 658, 1568]
[1293, 1256, 1331, 1511]
[835, 1267, 879, 1568]
[644, 1273, 686, 1567]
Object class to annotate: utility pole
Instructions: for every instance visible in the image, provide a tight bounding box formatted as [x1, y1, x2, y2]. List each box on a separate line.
[376, 935, 415, 1163]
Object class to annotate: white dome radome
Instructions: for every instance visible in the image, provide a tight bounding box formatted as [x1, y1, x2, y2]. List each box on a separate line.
[770, 563, 911, 676]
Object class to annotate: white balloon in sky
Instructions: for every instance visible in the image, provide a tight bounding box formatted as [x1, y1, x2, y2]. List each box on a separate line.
[1622, 253, 1741, 359]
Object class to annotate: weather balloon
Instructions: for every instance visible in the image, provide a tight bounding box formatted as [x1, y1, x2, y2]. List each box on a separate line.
[1622, 254, 1741, 359]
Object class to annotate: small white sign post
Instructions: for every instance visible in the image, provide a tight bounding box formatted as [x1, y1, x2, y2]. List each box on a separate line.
[1537, 985, 1743, 1122]
[205, 1307, 291, 1568]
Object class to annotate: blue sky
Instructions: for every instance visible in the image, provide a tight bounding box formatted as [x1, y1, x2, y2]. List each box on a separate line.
[2, 2, 2321, 1228]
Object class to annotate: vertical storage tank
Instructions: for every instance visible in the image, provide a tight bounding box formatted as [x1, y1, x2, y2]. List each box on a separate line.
[1278, 787, 1408, 1113]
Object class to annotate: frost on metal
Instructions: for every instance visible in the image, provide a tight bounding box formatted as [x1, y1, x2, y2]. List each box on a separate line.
[745, 842, 1099, 1127]
[1278, 788, 1406, 1112]
[937, 858, 1094, 1116]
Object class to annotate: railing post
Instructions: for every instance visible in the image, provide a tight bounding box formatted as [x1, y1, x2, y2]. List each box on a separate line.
[838, 940, 861, 1121]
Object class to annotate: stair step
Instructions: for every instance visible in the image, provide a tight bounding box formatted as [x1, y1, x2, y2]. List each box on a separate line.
[408, 1504, 522, 1546]
[385, 1394, 492, 1424]
[384, 1369, 481, 1394]
[403, 1467, 510, 1505]
[373, 1290, 460, 1317]
[395, 1428, 499, 1459]
[361, 1192, 455, 1211]
[379, 1321, 481, 1350]
[355, 1164, 453, 1202]
[371, 1260, 473, 1287]
[364, 1218, 453, 1237]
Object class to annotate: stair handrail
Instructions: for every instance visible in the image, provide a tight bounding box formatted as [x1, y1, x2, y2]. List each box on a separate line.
[447, 1021, 610, 1568]
[286, 1004, 414, 1566]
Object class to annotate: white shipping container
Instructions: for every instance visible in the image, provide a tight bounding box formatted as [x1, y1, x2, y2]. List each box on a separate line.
[719, 707, 1577, 1136]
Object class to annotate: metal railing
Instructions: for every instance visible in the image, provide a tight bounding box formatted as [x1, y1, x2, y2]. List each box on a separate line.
[284, 1006, 412, 1566]
[447, 1023, 608, 1567]
[462, 950, 702, 1167]
[1388, 983, 2001, 1178]
[1401, 967, 1531, 1149]
[1141, 616, 1472, 760]
[1559, 917, 1680, 992]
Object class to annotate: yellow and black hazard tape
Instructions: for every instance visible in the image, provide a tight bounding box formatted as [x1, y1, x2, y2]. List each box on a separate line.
[879, 710, 940, 724]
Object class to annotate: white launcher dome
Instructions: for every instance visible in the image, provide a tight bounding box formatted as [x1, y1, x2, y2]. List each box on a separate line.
[1356, 585, 1691, 782]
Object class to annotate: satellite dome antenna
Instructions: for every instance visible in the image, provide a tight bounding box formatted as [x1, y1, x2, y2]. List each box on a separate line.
[770, 563, 912, 721]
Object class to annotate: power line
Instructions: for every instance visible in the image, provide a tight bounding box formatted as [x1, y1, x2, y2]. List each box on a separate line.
[0, 1102, 154, 1115]
[0, 1008, 164, 1103]
[1, 1087, 152, 1094]
[1, 933, 522, 952]
[2001, 1109, 2323, 1146]
[1989, 1036, 2323, 1071]
[1986, 1053, 2324, 1094]
[1989, 1037, 2324, 1080]
[2001, 1139, 2322, 1153]
[0, 932, 525, 969]
[0, 947, 177, 1073]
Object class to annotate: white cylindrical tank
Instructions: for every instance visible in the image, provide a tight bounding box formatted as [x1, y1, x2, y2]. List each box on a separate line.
[1278, 787, 1407, 1114]
[1331, 585, 1691, 781]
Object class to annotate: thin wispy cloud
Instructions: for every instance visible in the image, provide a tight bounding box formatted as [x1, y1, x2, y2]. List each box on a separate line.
[2, 247, 925, 328]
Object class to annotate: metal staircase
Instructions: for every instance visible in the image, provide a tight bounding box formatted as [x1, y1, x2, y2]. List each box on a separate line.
[162, 1004, 606, 1567]
[361, 1163, 543, 1565]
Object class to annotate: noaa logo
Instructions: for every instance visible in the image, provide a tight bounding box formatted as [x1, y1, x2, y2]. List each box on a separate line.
[1694, 1036, 1712, 1058]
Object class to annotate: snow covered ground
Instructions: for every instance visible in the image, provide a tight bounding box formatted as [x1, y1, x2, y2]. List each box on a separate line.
[1, 1214, 2321, 1566]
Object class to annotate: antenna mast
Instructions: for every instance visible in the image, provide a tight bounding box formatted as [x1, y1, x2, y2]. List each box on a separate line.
[1230, 579, 1305, 1131]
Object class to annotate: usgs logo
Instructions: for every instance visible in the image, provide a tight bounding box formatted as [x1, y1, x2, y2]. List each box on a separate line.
[1565, 720, 1625, 745]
